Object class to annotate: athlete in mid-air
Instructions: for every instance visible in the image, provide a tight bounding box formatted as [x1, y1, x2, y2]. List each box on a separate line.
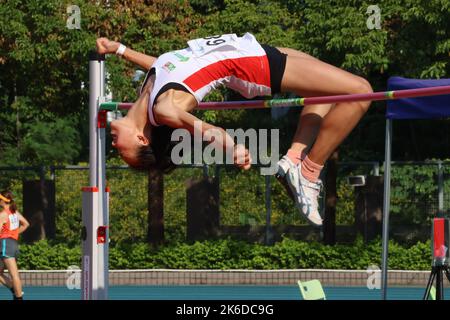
[96, 32, 373, 226]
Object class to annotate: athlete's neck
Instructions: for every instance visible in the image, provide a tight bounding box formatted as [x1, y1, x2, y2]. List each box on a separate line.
[126, 91, 150, 132]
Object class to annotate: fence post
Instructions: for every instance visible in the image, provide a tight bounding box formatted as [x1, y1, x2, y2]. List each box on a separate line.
[148, 167, 165, 245]
[265, 174, 274, 245]
[354, 176, 383, 242]
[22, 168, 56, 242]
[323, 150, 338, 245]
[186, 175, 220, 242]
[437, 161, 444, 215]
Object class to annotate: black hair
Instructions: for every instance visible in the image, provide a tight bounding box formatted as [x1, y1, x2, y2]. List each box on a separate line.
[130, 125, 180, 173]
[0, 190, 17, 213]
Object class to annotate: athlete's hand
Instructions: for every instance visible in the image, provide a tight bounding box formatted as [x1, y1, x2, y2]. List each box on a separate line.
[233, 144, 252, 170]
[96, 38, 120, 55]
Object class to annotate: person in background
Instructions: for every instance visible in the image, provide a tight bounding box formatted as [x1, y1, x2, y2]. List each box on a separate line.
[0, 190, 29, 300]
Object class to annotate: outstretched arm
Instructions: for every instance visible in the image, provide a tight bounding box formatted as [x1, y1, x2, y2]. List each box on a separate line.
[96, 38, 156, 70]
[154, 99, 252, 170]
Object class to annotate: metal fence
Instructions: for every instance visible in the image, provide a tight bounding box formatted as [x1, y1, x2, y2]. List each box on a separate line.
[0, 161, 448, 244]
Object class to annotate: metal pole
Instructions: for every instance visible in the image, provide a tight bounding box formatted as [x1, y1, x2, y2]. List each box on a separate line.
[97, 56, 108, 300]
[437, 161, 444, 215]
[89, 52, 102, 187]
[265, 175, 273, 245]
[83, 51, 108, 300]
[381, 119, 392, 300]
[436, 267, 443, 299]
[203, 164, 209, 178]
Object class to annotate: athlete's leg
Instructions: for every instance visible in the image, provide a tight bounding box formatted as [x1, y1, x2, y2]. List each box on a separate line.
[275, 103, 334, 208]
[280, 50, 372, 165]
[275, 47, 372, 226]
[0, 259, 13, 289]
[278, 48, 333, 158]
[274, 48, 333, 213]
[289, 104, 334, 157]
[3, 258, 23, 298]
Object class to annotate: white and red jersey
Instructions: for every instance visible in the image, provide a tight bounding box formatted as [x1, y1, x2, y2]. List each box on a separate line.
[148, 33, 271, 126]
[0, 208, 19, 241]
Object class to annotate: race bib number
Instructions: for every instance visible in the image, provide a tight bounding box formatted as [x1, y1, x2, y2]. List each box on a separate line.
[188, 34, 239, 57]
[9, 214, 19, 230]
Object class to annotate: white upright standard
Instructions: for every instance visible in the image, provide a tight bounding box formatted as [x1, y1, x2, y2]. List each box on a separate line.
[81, 52, 109, 300]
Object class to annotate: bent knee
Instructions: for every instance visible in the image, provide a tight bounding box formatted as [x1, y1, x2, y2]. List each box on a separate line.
[354, 77, 373, 94]
[352, 77, 373, 112]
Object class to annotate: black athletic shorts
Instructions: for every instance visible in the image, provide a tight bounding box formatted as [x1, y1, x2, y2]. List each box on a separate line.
[0, 238, 19, 259]
[261, 44, 287, 94]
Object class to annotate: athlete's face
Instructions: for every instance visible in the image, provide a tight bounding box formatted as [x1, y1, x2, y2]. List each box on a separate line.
[110, 117, 148, 167]
[111, 76, 154, 167]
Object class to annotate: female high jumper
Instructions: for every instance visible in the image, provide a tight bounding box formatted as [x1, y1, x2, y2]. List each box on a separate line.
[96, 33, 373, 227]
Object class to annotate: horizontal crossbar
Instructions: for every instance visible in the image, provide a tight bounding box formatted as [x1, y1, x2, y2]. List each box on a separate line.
[100, 85, 450, 111]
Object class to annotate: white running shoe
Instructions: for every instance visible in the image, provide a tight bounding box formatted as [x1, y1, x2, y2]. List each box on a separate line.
[277, 156, 323, 227]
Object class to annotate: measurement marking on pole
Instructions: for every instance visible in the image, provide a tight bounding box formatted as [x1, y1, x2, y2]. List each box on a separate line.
[83, 255, 90, 300]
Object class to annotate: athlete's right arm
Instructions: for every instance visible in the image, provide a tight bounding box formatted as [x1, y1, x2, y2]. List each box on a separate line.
[96, 38, 156, 70]
[154, 99, 252, 170]
[0, 212, 6, 227]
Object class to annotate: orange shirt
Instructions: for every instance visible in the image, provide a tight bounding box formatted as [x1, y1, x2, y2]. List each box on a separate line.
[0, 208, 19, 240]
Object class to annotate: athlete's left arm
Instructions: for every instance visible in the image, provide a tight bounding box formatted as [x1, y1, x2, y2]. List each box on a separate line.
[96, 38, 156, 70]
[154, 101, 252, 170]
[17, 213, 29, 234]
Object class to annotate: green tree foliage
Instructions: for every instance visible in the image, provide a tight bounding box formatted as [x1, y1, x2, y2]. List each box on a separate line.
[11, 118, 79, 165]
[1, 0, 448, 165]
[0, 0, 93, 165]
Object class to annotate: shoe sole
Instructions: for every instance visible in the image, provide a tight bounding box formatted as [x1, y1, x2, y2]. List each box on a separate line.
[275, 174, 296, 203]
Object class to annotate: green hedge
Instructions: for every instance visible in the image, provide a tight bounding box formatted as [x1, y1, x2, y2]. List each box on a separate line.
[17, 237, 432, 271]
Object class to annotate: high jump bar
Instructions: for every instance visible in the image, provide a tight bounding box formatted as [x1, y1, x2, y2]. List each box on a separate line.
[100, 85, 450, 111]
